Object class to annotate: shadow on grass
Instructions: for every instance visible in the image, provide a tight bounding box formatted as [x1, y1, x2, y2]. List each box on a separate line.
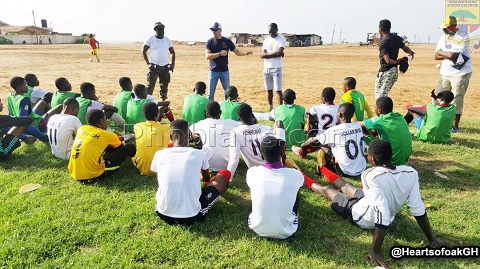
[0, 142, 67, 172]
[392, 213, 480, 246]
[94, 161, 157, 192]
[452, 126, 480, 134]
[184, 187, 477, 268]
[410, 157, 480, 190]
[451, 136, 480, 149]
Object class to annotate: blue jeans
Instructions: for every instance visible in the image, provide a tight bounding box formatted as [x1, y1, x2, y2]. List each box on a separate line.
[208, 71, 230, 101]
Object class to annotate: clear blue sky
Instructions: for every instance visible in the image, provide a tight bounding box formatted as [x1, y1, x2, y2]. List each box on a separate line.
[0, 0, 447, 43]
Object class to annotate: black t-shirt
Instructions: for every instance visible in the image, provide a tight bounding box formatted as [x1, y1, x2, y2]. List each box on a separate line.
[206, 37, 236, 72]
[378, 34, 405, 72]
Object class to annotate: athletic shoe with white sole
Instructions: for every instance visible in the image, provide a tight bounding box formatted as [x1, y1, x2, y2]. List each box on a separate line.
[291, 146, 304, 158]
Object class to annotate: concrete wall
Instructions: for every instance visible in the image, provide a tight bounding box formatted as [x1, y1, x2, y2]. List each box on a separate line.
[0, 34, 82, 44]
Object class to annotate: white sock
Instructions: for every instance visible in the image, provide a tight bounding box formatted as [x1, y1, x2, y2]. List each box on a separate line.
[274, 128, 286, 141]
[110, 112, 126, 128]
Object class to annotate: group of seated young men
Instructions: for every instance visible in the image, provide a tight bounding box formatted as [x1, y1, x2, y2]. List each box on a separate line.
[1, 74, 452, 268]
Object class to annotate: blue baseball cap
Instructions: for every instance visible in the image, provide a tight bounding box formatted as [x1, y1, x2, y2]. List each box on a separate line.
[210, 22, 222, 31]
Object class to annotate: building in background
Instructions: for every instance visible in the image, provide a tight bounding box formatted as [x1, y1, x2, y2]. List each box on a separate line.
[0, 20, 83, 44]
[231, 32, 322, 47]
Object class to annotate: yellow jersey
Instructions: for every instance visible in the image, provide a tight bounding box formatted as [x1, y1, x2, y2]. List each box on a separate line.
[132, 121, 171, 175]
[68, 125, 122, 180]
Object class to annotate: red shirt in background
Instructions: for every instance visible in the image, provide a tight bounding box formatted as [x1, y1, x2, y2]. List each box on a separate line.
[89, 38, 97, 49]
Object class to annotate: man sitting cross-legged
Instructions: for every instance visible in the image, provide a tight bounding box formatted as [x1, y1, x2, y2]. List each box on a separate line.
[151, 119, 231, 225]
[126, 84, 173, 132]
[247, 136, 303, 239]
[359, 96, 412, 165]
[303, 139, 444, 268]
[404, 90, 456, 144]
[132, 102, 171, 176]
[68, 109, 136, 183]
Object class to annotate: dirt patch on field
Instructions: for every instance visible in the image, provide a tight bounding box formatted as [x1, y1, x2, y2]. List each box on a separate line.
[0, 43, 478, 117]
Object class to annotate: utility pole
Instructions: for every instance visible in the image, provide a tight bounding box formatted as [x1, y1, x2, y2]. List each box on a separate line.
[339, 29, 342, 44]
[32, 10, 39, 44]
[331, 24, 336, 45]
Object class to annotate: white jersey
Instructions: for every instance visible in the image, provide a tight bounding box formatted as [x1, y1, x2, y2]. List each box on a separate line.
[151, 147, 209, 218]
[262, 35, 286, 69]
[29, 88, 48, 105]
[309, 104, 339, 131]
[228, 124, 274, 177]
[247, 166, 303, 239]
[316, 122, 366, 176]
[144, 35, 173, 66]
[435, 33, 473, 76]
[190, 118, 240, 172]
[47, 114, 82, 160]
[87, 100, 105, 113]
[146, 95, 156, 102]
[352, 166, 426, 229]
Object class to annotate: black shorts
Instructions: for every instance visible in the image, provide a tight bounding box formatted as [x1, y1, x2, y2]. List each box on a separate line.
[325, 150, 345, 176]
[77, 172, 108, 184]
[331, 189, 365, 223]
[156, 185, 221, 225]
[0, 134, 21, 161]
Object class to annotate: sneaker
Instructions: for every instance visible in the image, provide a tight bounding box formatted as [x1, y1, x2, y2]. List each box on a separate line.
[291, 146, 304, 158]
[23, 135, 37, 145]
[451, 127, 459, 133]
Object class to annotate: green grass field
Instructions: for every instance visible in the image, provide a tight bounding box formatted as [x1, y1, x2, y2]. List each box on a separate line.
[1, 119, 479, 269]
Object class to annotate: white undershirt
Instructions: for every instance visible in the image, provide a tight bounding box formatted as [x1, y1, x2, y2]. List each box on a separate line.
[144, 35, 173, 66]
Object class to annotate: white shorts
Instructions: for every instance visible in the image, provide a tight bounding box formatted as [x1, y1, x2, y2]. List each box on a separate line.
[264, 67, 282, 91]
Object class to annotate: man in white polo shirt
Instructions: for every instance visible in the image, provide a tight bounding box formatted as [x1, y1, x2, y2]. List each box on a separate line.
[434, 16, 473, 133]
[47, 97, 82, 160]
[142, 22, 176, 101]
[261, 23, 286, 110]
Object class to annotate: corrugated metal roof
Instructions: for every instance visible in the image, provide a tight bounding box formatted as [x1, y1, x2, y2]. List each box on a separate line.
[0, 25, 50, 34]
